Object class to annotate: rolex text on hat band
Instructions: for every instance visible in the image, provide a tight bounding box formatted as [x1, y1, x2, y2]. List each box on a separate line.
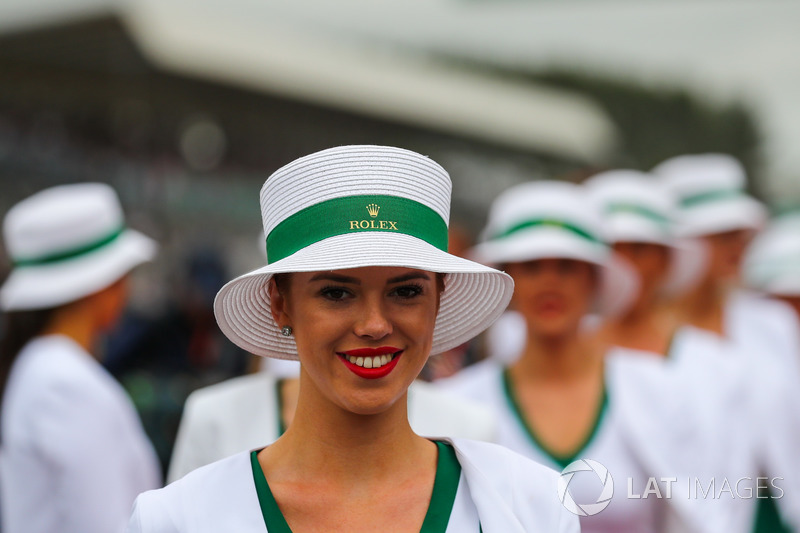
[12, 226, 125, 267]
[266, 195, 448, 263]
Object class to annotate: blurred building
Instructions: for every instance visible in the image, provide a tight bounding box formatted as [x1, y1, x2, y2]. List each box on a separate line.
[0, 0, 618, 243]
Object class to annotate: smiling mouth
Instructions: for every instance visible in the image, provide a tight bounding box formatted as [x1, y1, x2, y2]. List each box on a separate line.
[336, 348, 403, 378]
[342, 352, 399, 369]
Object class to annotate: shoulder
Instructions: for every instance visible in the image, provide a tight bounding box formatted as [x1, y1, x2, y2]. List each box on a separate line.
[434, 361, 503, 401]
[11, 336, 130, 418]
[15, 335, 111, 388]
[604, 347, 668, 388]
[449, 439, 579, 532]
[184, 372, 276, 415]
[130, 452, 262, 532]
[729, 290, 799, 333]
[453, 437, 559, 481]
[407, 381, 496, 441]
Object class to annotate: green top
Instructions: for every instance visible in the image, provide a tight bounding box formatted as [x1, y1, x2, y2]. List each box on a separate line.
[502, 367, 609, 469]
[250, 440, 462, 533]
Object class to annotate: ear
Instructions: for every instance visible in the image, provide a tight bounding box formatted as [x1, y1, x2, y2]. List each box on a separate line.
[268, 278, 291, 329]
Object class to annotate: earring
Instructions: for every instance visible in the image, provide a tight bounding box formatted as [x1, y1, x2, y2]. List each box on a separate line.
[281, 326, 293, 337]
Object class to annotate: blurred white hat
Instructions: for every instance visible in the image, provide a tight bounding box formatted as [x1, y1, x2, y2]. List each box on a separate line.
[470, 181, 638, 316]
[584, 169, 707, 296]
[1, 183, 157, 311]
[743, 213, 800, 296]
[652, 154, 766, 237]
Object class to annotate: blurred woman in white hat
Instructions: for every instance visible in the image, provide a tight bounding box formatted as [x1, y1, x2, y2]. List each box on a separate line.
[745, 212, 800, 321]
[654, 154, 800, 533]
[0, 183, 161, 533]
[586, 170, 799, 533]
[128, 145, 579, 533]
[653, 154, 800, 368]
[742, 214, 800, 532]
[438, 180, 711, 533]
[584, 169, 706, 355]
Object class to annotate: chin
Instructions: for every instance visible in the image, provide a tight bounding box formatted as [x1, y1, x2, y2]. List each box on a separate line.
[531, 319, 578, 339]
[338, 388, 406, 416]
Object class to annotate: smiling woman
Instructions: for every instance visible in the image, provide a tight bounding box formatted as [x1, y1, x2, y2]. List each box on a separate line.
[126, 145, 580, 533]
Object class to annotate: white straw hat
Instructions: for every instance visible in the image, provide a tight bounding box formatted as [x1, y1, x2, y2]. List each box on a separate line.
[652, 154, 767, 237]
[470, 181, 638, 316]
[1, 183, 157, 311]
[584, 169, 707, 296]
[743, 213, 800, 296]
[213, 145, 514, 360]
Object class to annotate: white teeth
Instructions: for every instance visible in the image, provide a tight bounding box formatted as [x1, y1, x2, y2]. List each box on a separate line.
[344, 353, 397, 368]
[342, 354, 394, 368]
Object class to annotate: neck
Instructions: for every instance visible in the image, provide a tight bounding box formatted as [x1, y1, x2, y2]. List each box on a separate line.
[40, 302, 97, 353]
[263, 374, 430, 486]
[618, 292, 659, 327]
[599, 299, 677, 354]
[678, 277, 727, 335]
[513, 327, 600, 382]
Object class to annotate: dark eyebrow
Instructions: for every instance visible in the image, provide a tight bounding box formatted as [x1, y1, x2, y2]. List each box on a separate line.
[309, 273, 361, 284]
[388, 272, 431, 284]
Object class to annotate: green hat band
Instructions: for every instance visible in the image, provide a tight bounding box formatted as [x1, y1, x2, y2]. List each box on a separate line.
[13, 227, 125, 267]
[494, 218, 601, 244]
[681, 188, 746, 208]
[607, 203, 671, 227]
[266, 195, 448, 263]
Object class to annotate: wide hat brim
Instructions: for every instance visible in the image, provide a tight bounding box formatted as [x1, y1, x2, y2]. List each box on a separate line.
[0, 229, 157, 311]
[214, 232, 514, 360]
[602, 216, 707, 297]
[469, 227, 639, 317]
[677, 196, 766, 237]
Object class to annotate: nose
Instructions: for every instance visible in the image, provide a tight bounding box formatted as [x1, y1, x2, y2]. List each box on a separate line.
[353, 296, 393, 340]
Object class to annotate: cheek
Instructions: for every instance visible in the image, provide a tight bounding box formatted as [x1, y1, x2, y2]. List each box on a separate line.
[397, 302, 439, 346]
[509, 274, 544, 305]
[640, 254, 669, 279]
[562, 271, 596, 310]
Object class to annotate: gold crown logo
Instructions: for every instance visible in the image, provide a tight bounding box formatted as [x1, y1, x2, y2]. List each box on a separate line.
[366, 203, 380, 218]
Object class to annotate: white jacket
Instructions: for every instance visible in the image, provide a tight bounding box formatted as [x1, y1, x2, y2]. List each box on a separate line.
[132, 438, 579, 533]
[0, 335, 160, 533]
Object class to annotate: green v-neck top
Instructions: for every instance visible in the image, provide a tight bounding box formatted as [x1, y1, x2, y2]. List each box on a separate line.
[502, 367, 609, 469]
[249, 440, 462, 533]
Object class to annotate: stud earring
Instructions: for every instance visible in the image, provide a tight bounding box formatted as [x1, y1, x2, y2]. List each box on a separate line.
[281, 326, 293, 337]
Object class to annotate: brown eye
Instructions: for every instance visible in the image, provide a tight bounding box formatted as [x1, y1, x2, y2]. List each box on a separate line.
[391, 284, 423, 299]
[320, 286, 352, 301]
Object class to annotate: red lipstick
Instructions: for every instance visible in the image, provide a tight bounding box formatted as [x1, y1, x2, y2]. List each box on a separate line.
[337, 347, 402, 379]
